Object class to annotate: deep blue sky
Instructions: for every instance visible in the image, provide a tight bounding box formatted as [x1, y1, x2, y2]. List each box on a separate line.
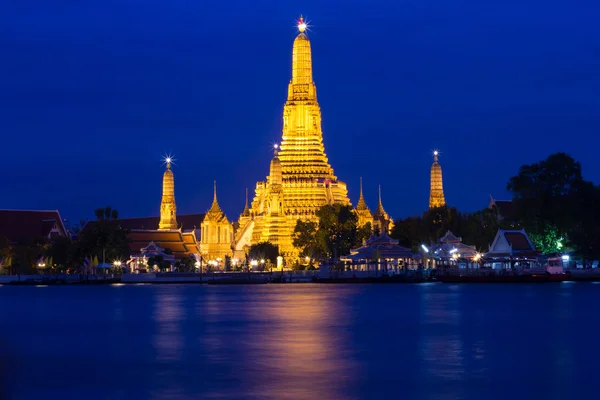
[1, 1, 598, 226]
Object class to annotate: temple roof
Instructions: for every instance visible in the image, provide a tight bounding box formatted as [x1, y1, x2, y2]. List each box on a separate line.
[355, 177, 371, 212]
[0, 210, 67, 243]
[129, 230, 198, 259]
[373, 185, 390, 220]
[83, 214, 204, 233]
[439, 230, 462, 244]
[241, 188, 250, 217]
[486, 229, 539, 258]
[489, 198, 516, 220]
[205, 181, 229, 223]
[346, 233, 414, 261]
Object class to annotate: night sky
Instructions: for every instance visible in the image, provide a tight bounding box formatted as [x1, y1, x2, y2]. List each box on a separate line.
[1, 1, 598, 226]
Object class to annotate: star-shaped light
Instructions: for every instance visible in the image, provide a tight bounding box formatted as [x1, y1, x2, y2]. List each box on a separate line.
[162, 154, 176, 168]
[297, 15, 309, 33]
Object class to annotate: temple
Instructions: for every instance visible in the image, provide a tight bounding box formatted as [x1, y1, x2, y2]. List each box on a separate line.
[429, 150, 446, 208]
[354, 178, 373, 228]
[158, 158, 177, 230]
[235, 17, 350, 260]
[372, 185, 394, 234]
[201, 182, 233, 263]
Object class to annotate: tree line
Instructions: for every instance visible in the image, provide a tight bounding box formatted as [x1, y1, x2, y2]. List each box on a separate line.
[391, 153, 600, 261]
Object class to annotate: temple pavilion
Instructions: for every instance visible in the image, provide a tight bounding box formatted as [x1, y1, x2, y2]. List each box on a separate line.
[342, 233, 418, 273]
[429, 230, 479, 268]
[483, 229, 540, 269]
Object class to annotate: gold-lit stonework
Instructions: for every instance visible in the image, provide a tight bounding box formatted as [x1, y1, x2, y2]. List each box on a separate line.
[158, 158, 178, 230]
[372, 185, 394, 234]
[235, 17, 350, 259]
[355, 177, 373, 228]
[429, 151, 446, 208]
[201, 182, 233, 261]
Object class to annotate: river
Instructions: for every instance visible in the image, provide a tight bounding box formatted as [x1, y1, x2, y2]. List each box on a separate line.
[0, 282, 597, 399]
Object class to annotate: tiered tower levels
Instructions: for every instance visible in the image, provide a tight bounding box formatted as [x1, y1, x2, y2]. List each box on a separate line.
[429, 151, 446, 208]
[242, 18, 350, 257]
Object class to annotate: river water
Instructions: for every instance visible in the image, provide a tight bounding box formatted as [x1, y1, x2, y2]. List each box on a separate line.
[0, 282, 597, 399]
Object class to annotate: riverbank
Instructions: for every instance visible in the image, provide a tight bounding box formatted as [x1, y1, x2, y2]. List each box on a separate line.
[3, 269, 600, 285]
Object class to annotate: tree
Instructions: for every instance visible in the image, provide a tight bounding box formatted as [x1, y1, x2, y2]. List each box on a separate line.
[248, 242, 279, 264]
[0, 237, 13, 274]
[46, 236, 73, 268]
[77, 207, 130, 265]
[507, 153, 586, 249]
[569, 183, 600, 260]
[357, 222, 372, 245]
[292, 220, 325, 259]
[315, 204, 361, 259]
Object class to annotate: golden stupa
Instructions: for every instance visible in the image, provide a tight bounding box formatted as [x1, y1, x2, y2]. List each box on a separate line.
[158, 157, 178, 230]
[235, 17, 350, 259]
[429, 150, 446, 208]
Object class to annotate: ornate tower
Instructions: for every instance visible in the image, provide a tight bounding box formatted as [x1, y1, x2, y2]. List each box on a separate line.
[200, 181, 233, 262]
[373, 185, 394, 234]
[355, 178, 373, 228]
[236, 17, 350, 259]
[158, 158, 178, 230]
[429, 150, 446, 208]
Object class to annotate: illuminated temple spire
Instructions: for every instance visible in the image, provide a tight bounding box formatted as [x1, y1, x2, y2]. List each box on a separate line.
[277, 15, 346, 185]
[158, 157, 177, 230]
[429, 150, 446, 208]
[241, 188, 250, 217]
[207, 181, 223, 217]
[373, 185, 393, 234]
[236, 17, 350, 259]
[355, 177, 373, 228]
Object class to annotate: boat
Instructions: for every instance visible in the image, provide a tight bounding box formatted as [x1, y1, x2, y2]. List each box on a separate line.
[436, 257, 570, 283]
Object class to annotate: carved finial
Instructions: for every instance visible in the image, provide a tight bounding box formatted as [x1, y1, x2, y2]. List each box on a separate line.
[298, 15, 307, 33]
[274, 143, 279, 156]
[433, 150, 439, 162]
[378, 184, 382, 206]
[213, 180, 217, 203]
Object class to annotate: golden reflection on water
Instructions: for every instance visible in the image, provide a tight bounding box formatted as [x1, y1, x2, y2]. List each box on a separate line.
[252, 289, 357, 399]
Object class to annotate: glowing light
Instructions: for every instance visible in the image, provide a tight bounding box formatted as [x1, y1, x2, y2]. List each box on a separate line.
[562, 255, 570, 261]
[421, 244, 429, 253]
[298, 16, 307, 33]
[162, 154, 175, 167]
[433, 150, 438, 156]
[274, 143, 279, 149]
[449, 248, 458, 254]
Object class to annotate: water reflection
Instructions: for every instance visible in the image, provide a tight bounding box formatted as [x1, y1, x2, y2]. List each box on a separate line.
[153, 289, 184, 362]
[241, 287, 359, 400]
[1, 284, 598, 399]
[419, 285, 465, 399]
